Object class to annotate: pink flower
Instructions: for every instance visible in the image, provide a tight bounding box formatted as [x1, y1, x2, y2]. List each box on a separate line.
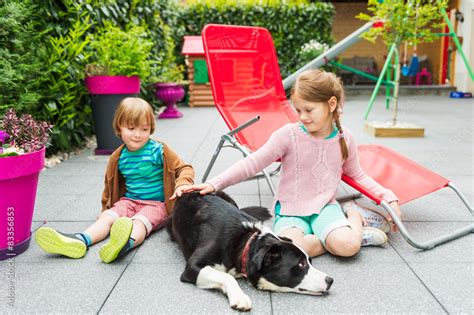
[1, 109, 52, 154]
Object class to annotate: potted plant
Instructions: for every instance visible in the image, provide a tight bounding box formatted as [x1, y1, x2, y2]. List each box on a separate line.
[85, 23, 154, 154]
[148, 23, 187, 119]
[0, 109, 51, 260]
[357, 0, 447, 137]
[152, 63, 187, 119]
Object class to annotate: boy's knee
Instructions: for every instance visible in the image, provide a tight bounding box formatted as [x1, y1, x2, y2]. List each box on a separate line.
[98, 212, 116, 226]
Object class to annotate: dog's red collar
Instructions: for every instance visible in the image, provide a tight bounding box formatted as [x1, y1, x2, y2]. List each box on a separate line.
[241, 231, 259, 278]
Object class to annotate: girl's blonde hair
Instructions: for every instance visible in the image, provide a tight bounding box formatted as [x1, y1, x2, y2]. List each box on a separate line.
[113, 97, 155, 137]
[290, 69, 348, 160]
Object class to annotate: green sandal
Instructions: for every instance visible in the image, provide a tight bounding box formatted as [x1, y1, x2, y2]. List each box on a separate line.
[99, 217, 133, 263]
[35, 227, 87, 259]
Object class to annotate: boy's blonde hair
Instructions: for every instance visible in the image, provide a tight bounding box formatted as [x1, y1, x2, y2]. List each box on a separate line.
[290, 69, 348, 160]
[113, 97, 155, 137]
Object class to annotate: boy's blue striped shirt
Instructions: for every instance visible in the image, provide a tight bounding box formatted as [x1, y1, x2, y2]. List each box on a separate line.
[118, 140, 165, 201]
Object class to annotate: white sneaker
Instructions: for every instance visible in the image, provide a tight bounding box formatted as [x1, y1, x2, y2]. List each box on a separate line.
[361, 227, 388, 247]
[342, 202, 390, 233]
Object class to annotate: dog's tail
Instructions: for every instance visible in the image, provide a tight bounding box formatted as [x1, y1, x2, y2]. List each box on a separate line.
[240, 206, 272, 221]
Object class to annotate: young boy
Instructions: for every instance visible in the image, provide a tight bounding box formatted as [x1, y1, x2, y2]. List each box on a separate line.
[35, 97, 194, 263]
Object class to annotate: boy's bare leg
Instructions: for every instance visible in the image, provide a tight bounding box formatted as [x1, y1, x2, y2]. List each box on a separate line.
[279, 227, 326, 257]
[83, 213, 116, 245]
[130, 220, 147, 247]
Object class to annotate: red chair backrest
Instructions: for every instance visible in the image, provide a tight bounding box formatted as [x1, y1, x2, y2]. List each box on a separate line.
[202, 24, 298, 152]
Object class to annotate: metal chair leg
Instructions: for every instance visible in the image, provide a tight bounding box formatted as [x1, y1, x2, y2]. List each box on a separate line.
[202, 138, 225, 183]
[380, 200, 474, 250]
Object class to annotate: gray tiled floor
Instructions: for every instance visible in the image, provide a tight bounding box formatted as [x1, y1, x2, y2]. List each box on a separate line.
[1, 95, 473, 314]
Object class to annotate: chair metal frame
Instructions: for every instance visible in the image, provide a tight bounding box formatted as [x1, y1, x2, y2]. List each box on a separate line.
[201, 115, 279, 196]
[343, 144, 474, 250]
[344, 175, 473, 250]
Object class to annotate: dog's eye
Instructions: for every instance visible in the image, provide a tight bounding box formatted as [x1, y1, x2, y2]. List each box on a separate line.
[298, 259, 307, 268]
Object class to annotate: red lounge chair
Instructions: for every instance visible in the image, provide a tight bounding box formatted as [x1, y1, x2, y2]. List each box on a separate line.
[202, 24, 473, 250]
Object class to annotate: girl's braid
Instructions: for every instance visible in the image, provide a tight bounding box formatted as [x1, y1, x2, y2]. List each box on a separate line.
[333, 108, 348, 160]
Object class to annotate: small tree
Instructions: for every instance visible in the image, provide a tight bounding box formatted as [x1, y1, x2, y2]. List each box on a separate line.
[357, 0, 447, 125]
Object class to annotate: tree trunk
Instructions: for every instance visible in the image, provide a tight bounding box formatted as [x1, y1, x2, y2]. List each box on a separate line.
[392, 47, 401, 127]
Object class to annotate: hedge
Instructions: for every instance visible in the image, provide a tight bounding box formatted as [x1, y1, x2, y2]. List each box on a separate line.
[178, 1, 334, 78]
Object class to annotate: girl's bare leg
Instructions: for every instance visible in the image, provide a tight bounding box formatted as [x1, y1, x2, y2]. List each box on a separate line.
[279, 227, 326, 257]
[325, 209, 363, 257]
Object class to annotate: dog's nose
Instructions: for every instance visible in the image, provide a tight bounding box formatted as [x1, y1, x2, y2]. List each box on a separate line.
[325, 276, 334, 290]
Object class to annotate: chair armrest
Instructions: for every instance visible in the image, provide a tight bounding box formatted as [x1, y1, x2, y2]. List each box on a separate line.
[341, 174, 383, 205]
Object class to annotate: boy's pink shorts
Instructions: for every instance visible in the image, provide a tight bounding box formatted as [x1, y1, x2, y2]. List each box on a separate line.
[102, 197, 167, 235]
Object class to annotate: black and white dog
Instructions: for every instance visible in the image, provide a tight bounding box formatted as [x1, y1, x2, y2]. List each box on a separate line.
[167, 191, 333, 311]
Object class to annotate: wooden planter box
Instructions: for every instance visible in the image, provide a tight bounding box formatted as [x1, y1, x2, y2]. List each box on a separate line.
[365, 121, 425, 137]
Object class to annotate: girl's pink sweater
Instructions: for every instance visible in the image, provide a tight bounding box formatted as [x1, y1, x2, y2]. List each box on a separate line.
[207, 123, 398, 216]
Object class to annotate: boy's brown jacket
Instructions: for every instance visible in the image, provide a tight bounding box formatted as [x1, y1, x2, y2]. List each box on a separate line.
[101, 139, 195, 214]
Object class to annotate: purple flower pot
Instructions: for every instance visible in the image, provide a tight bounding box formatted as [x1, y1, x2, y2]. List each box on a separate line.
[154, 83, 185, 119]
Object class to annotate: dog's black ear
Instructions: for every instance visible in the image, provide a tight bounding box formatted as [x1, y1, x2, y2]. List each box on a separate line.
[254, 244, 282, 271]
[263, 245, 282, 270]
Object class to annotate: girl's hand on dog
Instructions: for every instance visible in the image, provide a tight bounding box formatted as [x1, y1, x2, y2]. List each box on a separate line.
[170, 184, 195, 200]
[189, 183, 216, 195]
[170, 183, 216, 200]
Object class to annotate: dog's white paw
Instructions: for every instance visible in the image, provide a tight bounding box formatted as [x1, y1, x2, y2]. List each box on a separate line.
[228, 291, 252, 311]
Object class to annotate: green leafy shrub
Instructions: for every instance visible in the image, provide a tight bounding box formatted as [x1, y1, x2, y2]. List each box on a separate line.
[149, 22, 185, 84]
[41, 15, 94, 153]
[87, 23, 155, 78]
[0, 1, 46, 115]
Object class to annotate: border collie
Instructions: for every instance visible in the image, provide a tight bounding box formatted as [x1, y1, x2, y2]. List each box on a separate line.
[167, 191, 333, 311]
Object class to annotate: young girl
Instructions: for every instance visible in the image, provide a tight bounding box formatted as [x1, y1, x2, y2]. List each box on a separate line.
[188, 70, 402, 258]
[35, 97, 194, 263]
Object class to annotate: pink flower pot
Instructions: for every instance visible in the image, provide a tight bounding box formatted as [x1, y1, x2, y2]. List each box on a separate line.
[85, 75, 140, 95]
[154, 83, 185, 119]
[0, 147, 45, 260]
